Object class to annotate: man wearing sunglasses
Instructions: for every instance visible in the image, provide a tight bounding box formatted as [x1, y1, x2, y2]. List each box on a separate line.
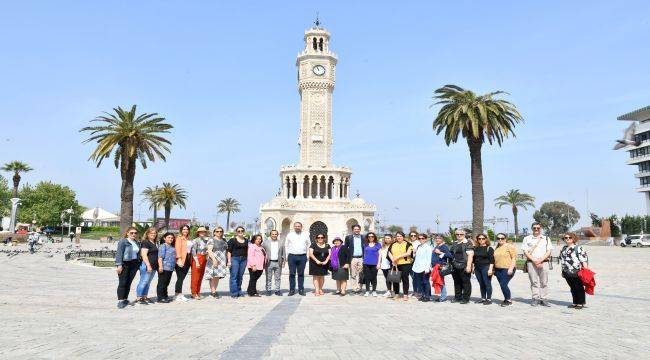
[521, 222, 553, 307]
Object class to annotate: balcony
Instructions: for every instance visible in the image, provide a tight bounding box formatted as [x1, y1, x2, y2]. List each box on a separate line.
[635, 171, 650, 178]
[637, 185, 650, 192]
[627, 154, 650, 165]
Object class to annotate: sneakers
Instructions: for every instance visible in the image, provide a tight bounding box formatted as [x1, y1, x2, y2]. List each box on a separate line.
[475, 299, 485, 304]
[483, 299, 492, 305]
[298, 290, 306, 296]
[175, 295, 189, 302]
[364, 291, 370, 297]
[501, 300, 512, 307]
[117, 300, 128, 309]
[530, 300, 539, 307]
[539, 300, 551, 307]
[274, 291, 282, 296]
[383, 291, 392, 298]
[372, 291, 378, 297]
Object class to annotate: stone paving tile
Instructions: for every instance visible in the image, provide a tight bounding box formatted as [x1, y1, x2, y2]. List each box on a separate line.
[1, 242, 650, 359]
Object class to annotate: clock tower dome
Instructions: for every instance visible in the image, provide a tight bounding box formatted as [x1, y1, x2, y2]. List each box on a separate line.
[296, 24, 337, 168]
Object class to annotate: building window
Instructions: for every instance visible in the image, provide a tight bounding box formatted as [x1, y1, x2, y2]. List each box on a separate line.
[640, 161, 650, 172]
[641, 177, 650, 186]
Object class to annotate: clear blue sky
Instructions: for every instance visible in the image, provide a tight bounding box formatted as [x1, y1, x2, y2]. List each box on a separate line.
[2, 0, 649, 232]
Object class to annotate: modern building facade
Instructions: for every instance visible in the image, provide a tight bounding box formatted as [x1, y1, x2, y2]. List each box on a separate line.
[259, 23, 376, 241]
[619, 105, 650, 214]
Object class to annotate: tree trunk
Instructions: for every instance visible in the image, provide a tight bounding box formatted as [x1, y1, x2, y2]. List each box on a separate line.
[11, 173, 20, 198]
[164, 203, 171, 230]
[467, 139, 484, 236]
[226, 211, 231, 232]
[119, 157, 136, 235]
[512, 205, 519, 240]
[153, 206, 158, 228]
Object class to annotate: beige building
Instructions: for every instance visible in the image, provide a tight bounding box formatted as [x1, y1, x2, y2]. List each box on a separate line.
[259, 23, 376, 241]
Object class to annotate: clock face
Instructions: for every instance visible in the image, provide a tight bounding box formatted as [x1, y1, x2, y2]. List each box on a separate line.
[312, 65, 326, 76]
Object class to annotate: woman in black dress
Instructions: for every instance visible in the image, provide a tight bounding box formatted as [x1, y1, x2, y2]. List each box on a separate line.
[308, 233, 331, 296]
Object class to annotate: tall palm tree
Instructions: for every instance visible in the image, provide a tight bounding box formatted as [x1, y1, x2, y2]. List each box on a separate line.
[494, 189, 535, 239]
[432, 85, 523, 234]
[81, 105, 172, 234]
[141, 186, 162, 227]
[217, 197, 240, 231]
[158, 182, 188, 230]
[2, 161, 33, 198]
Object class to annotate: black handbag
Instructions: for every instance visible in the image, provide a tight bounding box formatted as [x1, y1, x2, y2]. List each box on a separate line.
[438, 262, 453, 277]
[387, 266, 402, 283]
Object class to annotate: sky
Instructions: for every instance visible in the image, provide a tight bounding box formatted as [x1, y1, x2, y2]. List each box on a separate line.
[1, 0, 650, 233]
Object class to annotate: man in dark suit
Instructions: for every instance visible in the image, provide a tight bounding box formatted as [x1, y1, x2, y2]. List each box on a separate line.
[344, 224, 365, 293]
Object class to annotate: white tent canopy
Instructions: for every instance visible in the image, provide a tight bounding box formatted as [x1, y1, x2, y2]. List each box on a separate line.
[82, 207, 119, 227]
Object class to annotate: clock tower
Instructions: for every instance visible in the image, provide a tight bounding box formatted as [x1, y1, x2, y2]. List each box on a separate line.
[296, 25, 337, 168]
[260, 21, 376, 242]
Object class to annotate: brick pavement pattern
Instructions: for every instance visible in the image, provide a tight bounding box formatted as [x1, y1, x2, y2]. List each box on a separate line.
[1, 241, 649, 359]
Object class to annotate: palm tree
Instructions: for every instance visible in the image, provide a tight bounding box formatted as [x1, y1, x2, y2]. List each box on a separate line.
[158, 182, 188, 230]
[2, 161, 33, 198]
[432, 85, 523, 234]
[217, 197, 240, 231]
[141, 186, 162, 227]
[494, 189, 535, 239]
[81, 105, 172, 234]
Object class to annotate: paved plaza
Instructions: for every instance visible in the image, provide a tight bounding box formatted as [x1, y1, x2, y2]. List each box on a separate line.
[1, 241, 649, 359]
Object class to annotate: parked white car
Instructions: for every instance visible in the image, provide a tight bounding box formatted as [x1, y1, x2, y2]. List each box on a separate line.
[620, 234, 650, 247]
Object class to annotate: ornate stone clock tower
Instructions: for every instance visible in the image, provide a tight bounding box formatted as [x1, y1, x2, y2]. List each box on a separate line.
[260, 22, 376, 241]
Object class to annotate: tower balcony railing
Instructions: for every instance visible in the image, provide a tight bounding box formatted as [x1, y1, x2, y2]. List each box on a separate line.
[635, 171, 650, 178]
[636, 184, 650, 192]
[627, 154, 650, 165]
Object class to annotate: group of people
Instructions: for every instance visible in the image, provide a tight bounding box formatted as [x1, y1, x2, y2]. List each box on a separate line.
[114, 221, 592, 310]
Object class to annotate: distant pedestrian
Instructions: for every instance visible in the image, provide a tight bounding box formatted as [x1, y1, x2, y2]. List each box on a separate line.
[412, 233, 433, 302]
[431, 235, 452, 302]
[190, 227, 209, 299]
[115, 227, 141, 309]
[344, 224, 365, 293]
[136, 227, 159, 304]
[379, 234, 394, 298]
[362, 232, 380, 297]
[560, 232, 589, 309]
[493, 233, 517, 306]
[388, 231, 414, 301]
[227, 226, 249, 298]
[247, 234, 267, 297]
[521, 222, 553, 307]
[205, 227, 228, 298]
[309, 233, 331, 296]
[330, 237, 350, 296]
[157, 232, 177, 302]
[173, 224, 192, 302]
[285, 222, 310, 296]
[262, 229, 285, 296]
[449, 229, 474, 304]
[473, 234, 495, 305]
[68, 232, 74, 242]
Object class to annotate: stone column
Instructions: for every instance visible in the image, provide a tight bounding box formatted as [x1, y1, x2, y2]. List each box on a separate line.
[316, 177, 321, 199]
[335, 178, 341, 198]
[297, 181, 304, 198]
[282, 178, 288, 198]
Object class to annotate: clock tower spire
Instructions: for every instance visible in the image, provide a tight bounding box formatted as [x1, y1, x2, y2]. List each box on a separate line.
[296, 23, 337, 168]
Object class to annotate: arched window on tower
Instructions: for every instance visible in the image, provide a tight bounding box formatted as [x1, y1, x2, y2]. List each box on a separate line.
[319, 38, 323, 51]
[313, 38, 317, 51]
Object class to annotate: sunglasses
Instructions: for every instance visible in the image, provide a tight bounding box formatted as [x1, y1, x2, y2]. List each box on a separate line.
[533, 227, 541, 230]
[563, 236, 572, 240]
[477, 237, 486, 240]
[215, 230, 223, 233]
[128, 231, 137, 234]
[418, 237, 426, 240]
[236, 230, 244, 233]
[410, 235, 417, 237]
[455, 233, 464, 236]
[497, 237, 506, 240]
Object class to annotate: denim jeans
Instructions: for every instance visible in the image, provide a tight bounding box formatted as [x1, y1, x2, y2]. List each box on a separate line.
[229, 256, 247, 296]
[413, 271, 431, 298]
[494, 268, 513, 301]
[287, 254, 307, 291]
[136, 262, 156, 297]
[439, 284, 447, 301]
[474, 265, 493, 300]
[410, 270, 421, 294]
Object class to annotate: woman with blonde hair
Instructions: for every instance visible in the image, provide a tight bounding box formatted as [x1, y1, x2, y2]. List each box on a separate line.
[115, 227, 141, 309]
[136, 227, 159, 304]
[493, 233, 517, 306]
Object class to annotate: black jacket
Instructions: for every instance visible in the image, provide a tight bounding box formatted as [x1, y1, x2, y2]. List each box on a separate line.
[334, 246, 351, 266]
[344, 234, 366, 258]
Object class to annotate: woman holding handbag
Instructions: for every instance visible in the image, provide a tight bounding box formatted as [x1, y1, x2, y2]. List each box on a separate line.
[309, 233, 331, 296]
[388, 231, 414, 301]
[330, 237, 350, 296]
[493, 233, 517, 307]
[559, 232, 589, 309]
